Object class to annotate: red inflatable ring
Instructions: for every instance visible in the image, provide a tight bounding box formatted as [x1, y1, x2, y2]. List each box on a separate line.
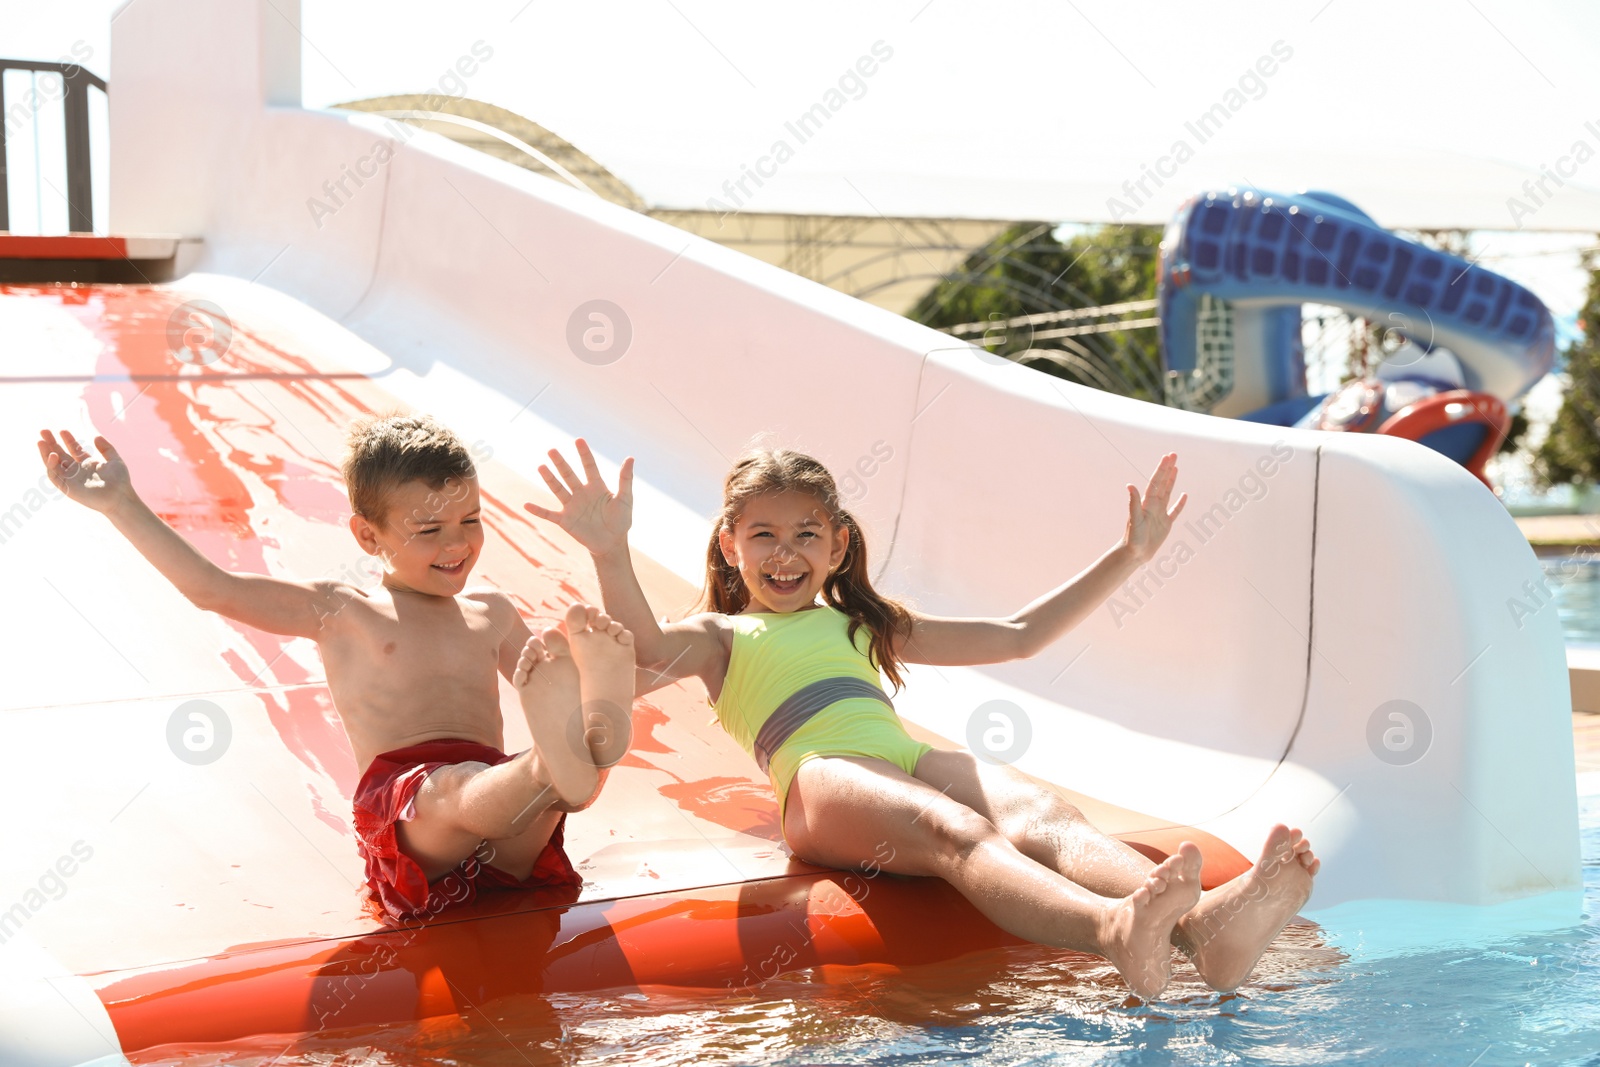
[1376, 389, 1508, 488]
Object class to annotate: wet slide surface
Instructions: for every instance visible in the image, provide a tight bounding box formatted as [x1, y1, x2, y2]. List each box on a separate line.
[1, 282, 1246, 1051]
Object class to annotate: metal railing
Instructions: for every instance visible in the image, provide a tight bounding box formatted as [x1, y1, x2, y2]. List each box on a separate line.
[946, 299, 1160, 341]
[943, 298, 1166, 401]
[0, 59, 108, 233]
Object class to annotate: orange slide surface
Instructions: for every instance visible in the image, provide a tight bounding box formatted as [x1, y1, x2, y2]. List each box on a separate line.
[3, 282, 1248, 1054]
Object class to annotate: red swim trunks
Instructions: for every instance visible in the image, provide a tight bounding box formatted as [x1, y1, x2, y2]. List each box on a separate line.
[351, 738, 581, 922]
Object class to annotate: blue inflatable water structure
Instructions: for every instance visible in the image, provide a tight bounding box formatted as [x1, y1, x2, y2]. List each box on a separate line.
[1157, 188, 1555, 484]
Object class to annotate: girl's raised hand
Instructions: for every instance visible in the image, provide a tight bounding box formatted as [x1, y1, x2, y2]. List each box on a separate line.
[524, 438, 634, 555]
[37, 429, 136, 514]
[1123, 452, 1187, 563]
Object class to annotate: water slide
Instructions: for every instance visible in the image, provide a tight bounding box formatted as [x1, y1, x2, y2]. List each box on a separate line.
[1158, 189, 1557, 484]
[0, 0, 1581, 1061]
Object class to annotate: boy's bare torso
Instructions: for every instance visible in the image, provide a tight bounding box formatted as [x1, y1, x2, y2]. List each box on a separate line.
[319, 584, 518, 772]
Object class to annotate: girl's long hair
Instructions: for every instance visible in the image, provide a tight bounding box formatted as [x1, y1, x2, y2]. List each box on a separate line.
[687, 446, 914, 693]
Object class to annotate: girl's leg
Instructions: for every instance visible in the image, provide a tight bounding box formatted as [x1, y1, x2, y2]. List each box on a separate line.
[912, 749, 1320, 992]
[783, 754, 1202, 999]
[912, 749, 1156, 897]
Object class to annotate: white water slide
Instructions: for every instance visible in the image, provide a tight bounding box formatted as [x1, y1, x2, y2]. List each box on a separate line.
[0, 0, 1583, 1059]
[71, 0, 1600, 919]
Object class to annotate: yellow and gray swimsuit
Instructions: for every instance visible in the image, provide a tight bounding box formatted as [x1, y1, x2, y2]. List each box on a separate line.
[709, 605, 934, 827]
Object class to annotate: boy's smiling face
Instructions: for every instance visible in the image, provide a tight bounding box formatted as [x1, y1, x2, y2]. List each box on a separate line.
[352, 475, 484, 596]
[719, 489, 849, 613]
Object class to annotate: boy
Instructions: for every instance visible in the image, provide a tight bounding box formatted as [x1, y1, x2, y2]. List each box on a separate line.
[36, 412, 636, 921]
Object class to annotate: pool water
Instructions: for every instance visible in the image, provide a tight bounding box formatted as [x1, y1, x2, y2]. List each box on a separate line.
[1540, 553, 1600, 646]
[139, 796, 1600, 1066]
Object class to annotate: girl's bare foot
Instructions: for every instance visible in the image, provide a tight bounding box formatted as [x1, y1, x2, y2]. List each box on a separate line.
[511, 627, 590, 805]
[562, 603, 636, 766]
[1100, 841, 1204, 1000]
[1177, 824, 1319, 992]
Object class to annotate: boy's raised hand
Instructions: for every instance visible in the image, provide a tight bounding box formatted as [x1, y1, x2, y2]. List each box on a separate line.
[524, 438, 634, 555]
[37, 429, 136, 514]
[1123, 451, 1187, 563]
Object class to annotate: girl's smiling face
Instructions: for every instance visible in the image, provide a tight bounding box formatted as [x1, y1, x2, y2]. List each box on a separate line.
[719, 489, 849, 613]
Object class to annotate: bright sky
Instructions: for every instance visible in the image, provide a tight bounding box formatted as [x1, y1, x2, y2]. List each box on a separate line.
[8, 2, 1600, 217]
[301, 2, 1600, 227]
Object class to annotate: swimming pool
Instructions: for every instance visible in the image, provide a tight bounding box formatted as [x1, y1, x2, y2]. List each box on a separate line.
[128, 793, 1599, 1066]
[1542, 553, 1600, 647]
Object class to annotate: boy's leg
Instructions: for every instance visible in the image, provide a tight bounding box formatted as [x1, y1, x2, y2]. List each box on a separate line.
[397, 602, 633, 883]
[473, 602, 635, 879]
[398, 752, 568, 882]
[397, 754, 569, 883]
[913, 749, 1319, 992]
[561, 602, 637, 773]
[397, 616, 585, 881]
[783, 755, 1203, 1000]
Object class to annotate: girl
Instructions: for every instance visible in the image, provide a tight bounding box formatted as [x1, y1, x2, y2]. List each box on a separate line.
[525, 439, 1319, 1000]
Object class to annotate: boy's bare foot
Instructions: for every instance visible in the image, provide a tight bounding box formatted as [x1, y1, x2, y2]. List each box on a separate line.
[561, 603, 636, 766]
[511, 627, 589, 805]
[1177, 824, 1319, 992]
[1100, 841, 1203, 1000]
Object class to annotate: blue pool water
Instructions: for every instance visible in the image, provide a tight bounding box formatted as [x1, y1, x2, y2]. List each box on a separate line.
[154, 796, 1600, 1066]
[1541, 553, 1600, 646]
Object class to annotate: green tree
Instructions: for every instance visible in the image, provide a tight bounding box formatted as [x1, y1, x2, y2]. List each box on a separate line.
[1500, 410, 1530, 457]
[908, 223, 1164, 402]
[1534, 248, 1600, 487]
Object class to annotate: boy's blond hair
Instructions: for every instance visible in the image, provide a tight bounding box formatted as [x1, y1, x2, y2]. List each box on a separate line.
[342, 411, 476, 530]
